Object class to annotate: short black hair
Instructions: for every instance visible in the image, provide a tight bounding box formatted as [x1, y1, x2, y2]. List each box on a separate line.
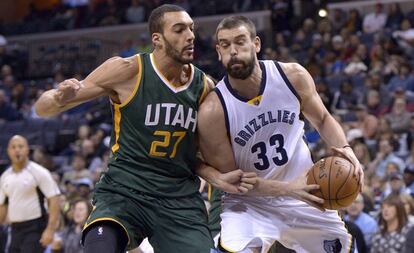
[216, 15, 256, 40]
[148, 4, 186, 35]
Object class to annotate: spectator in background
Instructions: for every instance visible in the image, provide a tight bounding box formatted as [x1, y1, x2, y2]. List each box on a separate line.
[371, 194, 414, 253]
[400, 193, 414, 223]
[404, 226, 414, 253]
[0, 89, 20, 122]
[51, 198, 92, 253]
[126, 0, 145, 23]
[332, 80, 361, 113]
[365, 89, 387, 118]
[331, 9, 347, 34]
[387, 63, 414, 94]
[385, 97, 411, 134]
[403, 165, 414, 198]
[353, 142, 372, 171]
[0, 135, 61, 253]
[393, 19, 414, 55]
[345, 9, 362, 33]
[119, 39, 138, 58]
[347, 104, 378, 142]
[345, 193, 378, 251]
[368, 138, 405, 179]
[61, 155, 91, 190]
[382, 172, 408, 198]
[363, 3, 387, 34]
[386, 3, 404, 31]
[75, 178, 93, 199]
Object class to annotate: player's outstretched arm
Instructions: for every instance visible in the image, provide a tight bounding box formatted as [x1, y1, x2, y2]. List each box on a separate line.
[280, 62, 364, 191]
[35, 56, 138, 117]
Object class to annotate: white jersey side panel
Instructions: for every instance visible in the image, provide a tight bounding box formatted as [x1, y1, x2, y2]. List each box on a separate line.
[215, 61, 313, 181]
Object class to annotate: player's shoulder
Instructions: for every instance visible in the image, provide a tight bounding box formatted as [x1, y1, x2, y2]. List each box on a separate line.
[277, 62, 308, 77]
[101, 55, 139, 79]
[199, 88, 223, 119]
[278, 62, 313, 92]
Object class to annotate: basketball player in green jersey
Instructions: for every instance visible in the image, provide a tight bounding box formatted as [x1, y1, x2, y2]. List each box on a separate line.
[35, 5, 256, 253]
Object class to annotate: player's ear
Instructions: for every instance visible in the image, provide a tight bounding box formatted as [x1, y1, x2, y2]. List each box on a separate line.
[216, 45, 222, 61]
[152, 33, 162, 48]
[254, 36, 261, 54]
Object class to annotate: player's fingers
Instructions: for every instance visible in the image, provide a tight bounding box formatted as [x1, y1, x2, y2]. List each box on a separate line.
[66, 79, 82, 91]
[241, 176, 257, 185]
[237, 186, 249, 194]
[303, 192, 324, 205]
[305, 184, 320, 191]
[227, 169, 243, 179]
[242, 172, 257, 178]
[331, 147, 352, 162]
[240, 182, 254, 190]
[359, 171, 365, 192]
[224, 185, 239, 194]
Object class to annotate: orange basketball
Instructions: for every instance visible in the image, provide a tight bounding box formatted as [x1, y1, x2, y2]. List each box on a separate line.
[307, 156, 360, 210]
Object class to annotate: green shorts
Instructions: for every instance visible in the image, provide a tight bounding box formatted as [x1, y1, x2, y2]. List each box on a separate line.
[82, 175, 214, 252]
[207, 185, 222, 238]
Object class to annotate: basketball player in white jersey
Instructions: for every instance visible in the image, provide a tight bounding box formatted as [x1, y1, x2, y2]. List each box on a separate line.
[198, 16, 364, 253]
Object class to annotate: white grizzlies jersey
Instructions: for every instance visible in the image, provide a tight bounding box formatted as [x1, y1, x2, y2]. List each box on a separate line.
[215, 60, 313, 181]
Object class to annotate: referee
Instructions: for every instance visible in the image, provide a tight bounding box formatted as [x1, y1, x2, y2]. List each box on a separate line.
[0, 135, 61, 253]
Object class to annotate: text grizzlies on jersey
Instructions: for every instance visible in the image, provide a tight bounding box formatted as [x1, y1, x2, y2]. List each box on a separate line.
[234, 110, 296, 146]
[145, 103, 197, 132]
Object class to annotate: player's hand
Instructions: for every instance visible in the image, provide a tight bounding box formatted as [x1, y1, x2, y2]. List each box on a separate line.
[331, 146, 364, 192]
[286, 171, 325, 212]
[40, 227, 54, 247]
[216, 169, 257, 194]
[54, 78, 84, 106]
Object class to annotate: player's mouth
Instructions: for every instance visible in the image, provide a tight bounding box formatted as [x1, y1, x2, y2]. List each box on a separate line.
[183, 45, 194, 54]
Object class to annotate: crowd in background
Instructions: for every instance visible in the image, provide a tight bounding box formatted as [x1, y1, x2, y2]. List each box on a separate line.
[1, 0, 414, 252]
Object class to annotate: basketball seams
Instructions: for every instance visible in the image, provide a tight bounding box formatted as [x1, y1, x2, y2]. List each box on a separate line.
[334, 158, 353, 207]
[312, 160, 324, 199]
[328, 157, 334, 209]
[308, 156, 359, 209]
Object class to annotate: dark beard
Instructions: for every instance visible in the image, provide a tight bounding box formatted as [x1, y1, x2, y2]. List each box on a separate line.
[226, 50, 255, 79]
[163, 36, 192, 64]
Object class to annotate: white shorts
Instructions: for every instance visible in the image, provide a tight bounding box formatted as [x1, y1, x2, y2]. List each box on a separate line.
[219, 195, 353, 253]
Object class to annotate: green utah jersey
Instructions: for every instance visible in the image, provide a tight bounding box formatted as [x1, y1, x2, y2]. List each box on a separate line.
[106, 53, 208, 197]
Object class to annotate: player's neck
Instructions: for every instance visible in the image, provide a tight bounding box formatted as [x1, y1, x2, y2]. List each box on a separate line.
[228, 61, 262, 100]
[152, 51, 190, 87]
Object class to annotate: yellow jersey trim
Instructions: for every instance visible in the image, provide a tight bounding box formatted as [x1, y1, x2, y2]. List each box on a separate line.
[119, 54, 143, 108]
[247, 95, 262, 105]
[83, 217, 131, 246]
[219, 238, 237, 253]
[111, 104, 121, 153]
[149, 53, 194, 92]
[207, 183, 212, 201]
[199, 74, 208, 105]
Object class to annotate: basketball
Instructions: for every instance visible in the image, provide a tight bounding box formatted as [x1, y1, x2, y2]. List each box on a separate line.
[307, 156, 360, 210]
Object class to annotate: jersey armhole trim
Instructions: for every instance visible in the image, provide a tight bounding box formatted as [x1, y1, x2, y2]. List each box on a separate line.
[119, 54, 143, 108]
[214, 88, 230, 137]
[199, 74, 208, 105]
[273, 61, 301, 104]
